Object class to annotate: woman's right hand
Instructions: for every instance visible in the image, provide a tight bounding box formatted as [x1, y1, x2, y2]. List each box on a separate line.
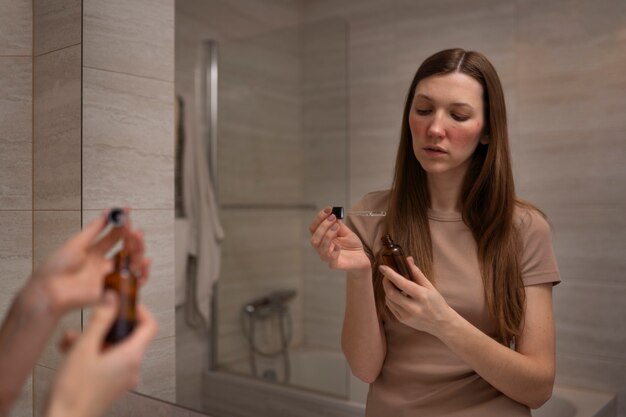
[308, 207, 371, 273]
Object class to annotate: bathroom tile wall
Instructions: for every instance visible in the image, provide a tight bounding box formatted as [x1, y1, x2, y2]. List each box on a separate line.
[301, 18, 349, 350]
[31, 0, 84, 415]
[175, 0, 307, 379]
[33, 366, 209, 417]
[515, 1, 626, 416]
[0, 0, 33, 415]
[306, 0, 626, 415]
[82, 0, 176, 405]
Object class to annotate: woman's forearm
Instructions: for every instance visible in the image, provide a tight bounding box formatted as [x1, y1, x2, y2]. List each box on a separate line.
[437, 309, 555, 409]
[341, 268, 386, 383]
[0, 282, 60, 416]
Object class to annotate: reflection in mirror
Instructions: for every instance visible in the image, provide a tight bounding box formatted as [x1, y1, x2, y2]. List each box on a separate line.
[175, 11, 363, 416]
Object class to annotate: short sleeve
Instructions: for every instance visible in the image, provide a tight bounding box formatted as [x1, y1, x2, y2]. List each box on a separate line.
[517, 208, 561, 287]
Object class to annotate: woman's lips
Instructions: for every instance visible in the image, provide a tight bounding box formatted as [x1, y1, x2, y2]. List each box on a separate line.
[423, 146, 448, 156]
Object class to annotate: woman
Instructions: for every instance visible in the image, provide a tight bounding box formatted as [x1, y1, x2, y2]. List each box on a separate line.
[309, 48, 560, 416]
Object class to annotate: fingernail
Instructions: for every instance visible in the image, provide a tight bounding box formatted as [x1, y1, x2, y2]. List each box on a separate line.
[378, 265, 387, 274]
[327, 214, 336, 222]
[331, 223, 339, 231]
[323, 207, 331, 214]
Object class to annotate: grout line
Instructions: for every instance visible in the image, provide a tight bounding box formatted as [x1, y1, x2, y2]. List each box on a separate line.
[82, 65, 174, 84]
[33, 42, 81, 59]
[558, 349, 626, 366]
[80, 0, 84, 334]
[31, 0, 36, 413]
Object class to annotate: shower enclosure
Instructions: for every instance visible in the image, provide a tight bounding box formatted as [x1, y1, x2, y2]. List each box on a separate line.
[178, 18, 367, 416]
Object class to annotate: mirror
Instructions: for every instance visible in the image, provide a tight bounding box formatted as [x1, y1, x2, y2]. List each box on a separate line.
[175, 6, 361, 415]
[168, 1, 626, 417]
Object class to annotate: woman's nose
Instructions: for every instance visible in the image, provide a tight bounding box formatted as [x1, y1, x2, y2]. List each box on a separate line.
[427, 112, 445, 139]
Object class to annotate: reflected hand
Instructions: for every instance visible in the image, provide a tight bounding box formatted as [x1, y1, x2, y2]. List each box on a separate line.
[47, 292, 158, 417]
[309, 207, 371, 273]
[381, 256, 453, 337]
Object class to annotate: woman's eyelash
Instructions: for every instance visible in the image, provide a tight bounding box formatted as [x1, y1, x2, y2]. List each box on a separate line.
[415, 108, 469, 122]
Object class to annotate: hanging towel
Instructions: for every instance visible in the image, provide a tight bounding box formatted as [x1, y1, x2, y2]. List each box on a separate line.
[182, 94, 225, 327]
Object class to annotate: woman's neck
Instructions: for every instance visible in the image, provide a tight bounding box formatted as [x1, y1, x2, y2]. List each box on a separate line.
[427, 172, 465, 214]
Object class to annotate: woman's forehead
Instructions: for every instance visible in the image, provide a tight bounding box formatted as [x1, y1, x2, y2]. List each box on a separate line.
[414, 72, 484, 107]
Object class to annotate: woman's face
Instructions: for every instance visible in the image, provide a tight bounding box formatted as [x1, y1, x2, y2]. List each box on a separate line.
[409, 72, 487, 179]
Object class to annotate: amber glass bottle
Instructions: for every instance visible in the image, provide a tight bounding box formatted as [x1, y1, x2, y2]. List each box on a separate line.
[380, 234, 412, 281]
[104, 250, 138, 345]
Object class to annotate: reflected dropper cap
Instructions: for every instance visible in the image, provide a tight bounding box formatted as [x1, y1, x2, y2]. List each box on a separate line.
[331, 206, 386, 220]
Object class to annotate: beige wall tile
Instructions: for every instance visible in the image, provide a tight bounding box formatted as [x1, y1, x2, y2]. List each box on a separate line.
[136, 336, 176, 403]
[514, 4, 626, 410]
[33, 366, 54, 417]
[218, 31, 303, 206]
[33, 0, 81, 56]
[346, 10, 404, 202]
[33, 45, 81, 210]
[82, 68, 174, 210]
[302, 19, 349, 209]
[0, 211, 32, 318]
[0, 0, 32, 55]
[177, 0, 301, 41]
[103, 390, 199, 417]
[83, 0, 174, 82]
[0, 57, 32, 210]
[547, 206, 626, 285]
[556, 352, 624, 417]
[32, 211, 81, 267]
[175, 306, 208, 411]
[33, 211, 82, 369]
[131, 210, 175, 339]
[35, 365, 193, 417]
[554, 280, 626, 361]
[14, 372, 33, 417]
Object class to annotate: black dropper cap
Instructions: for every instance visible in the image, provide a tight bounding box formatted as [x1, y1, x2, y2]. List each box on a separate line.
[331, 206, 344, 220]
[107, 208, 125, 228]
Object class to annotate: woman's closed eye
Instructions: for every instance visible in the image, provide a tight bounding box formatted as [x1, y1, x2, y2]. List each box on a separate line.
[451, 113, 470, 122]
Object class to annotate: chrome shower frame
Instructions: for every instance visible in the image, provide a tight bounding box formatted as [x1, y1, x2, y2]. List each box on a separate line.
[195, 39, 219, 370]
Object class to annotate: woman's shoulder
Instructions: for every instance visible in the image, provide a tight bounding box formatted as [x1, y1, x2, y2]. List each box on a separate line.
[513, 200, 552, 241]
[351, 189, 391, 211]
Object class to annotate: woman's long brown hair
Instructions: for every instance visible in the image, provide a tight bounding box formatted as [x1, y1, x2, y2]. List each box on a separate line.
[375, 48, 529, 346]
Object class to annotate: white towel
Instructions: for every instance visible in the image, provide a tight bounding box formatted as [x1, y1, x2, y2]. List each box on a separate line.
[181, 96, 225, 326]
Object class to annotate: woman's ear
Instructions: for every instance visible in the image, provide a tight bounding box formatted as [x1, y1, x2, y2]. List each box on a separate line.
[480, 133, 490, 145]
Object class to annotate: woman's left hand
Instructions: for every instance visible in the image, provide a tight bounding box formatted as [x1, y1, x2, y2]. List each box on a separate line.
[381, 256, 454, 337]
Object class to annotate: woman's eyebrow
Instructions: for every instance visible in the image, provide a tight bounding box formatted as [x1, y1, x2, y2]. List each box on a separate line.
[450, 102, 474, 110]
[416, 94, 474, 110]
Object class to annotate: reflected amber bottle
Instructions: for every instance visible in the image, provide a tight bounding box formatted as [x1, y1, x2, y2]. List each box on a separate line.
[104, 250, 137, 345]
[380, 234, 412, 281]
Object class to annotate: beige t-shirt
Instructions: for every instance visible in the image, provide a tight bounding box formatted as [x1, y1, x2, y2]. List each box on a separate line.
[346, 190, 560, 417]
